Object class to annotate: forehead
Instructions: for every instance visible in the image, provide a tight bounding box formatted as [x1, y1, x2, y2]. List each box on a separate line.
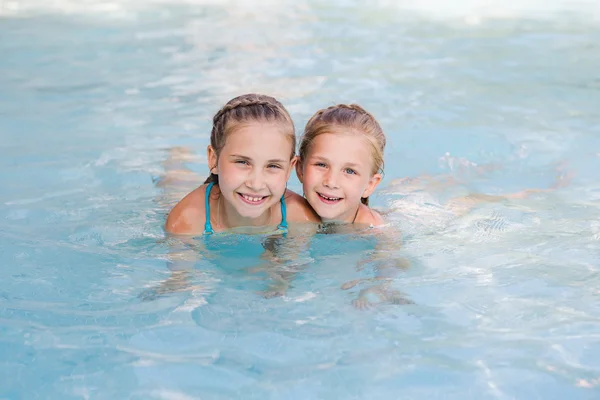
[309, 132, 372, 164]
[223, 122, 293, 158]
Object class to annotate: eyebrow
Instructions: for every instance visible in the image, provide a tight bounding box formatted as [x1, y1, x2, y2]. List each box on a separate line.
[310, 155, 330, 163]
[229, 154, 287, 163]
[310, 155, 360, 168]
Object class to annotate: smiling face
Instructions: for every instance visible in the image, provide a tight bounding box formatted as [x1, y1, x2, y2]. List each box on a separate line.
[208, 122, 295, 226]
[297, 131, 381, 223]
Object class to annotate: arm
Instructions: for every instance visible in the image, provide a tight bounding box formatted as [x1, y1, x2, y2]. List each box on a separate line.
[139, 235, 214, 301]
[165, 185, 207, 235]
[253, 225, 316, 298]
[445, 166, 572, 216]
[284, 189, 321, 224]
[341, 224, 414, 309]
[155, 145, 208, 236]
[154, 146, 204, 209]
[142, 147, 213, 300]
[385, 161, 571, 217]
[251, 190, 319, 298]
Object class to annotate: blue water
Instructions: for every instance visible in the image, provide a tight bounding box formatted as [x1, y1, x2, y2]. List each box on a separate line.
[2, 1, 600, 398]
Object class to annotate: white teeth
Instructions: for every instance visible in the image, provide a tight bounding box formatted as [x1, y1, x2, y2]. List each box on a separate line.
[242, 194, 264, 202]
[319, 193, 340, 201]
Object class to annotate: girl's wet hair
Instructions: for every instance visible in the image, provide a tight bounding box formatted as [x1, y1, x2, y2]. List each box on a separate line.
[204, 93, 295, 184]
[299, 104, 385, 205]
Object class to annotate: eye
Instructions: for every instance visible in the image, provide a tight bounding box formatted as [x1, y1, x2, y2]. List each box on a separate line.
[314, 162, 327, 168]
[235, 160, 250, 165]
[344, 168, 357, 175]
[268, 163, 283, 169]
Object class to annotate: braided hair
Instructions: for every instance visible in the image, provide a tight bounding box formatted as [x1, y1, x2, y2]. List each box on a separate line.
[299, 104, 385, 205]
[204, 94, 295, 184]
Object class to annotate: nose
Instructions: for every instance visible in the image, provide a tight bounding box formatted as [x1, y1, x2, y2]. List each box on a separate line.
[245, 168, 267, 192]
[323, 169, 339, 189]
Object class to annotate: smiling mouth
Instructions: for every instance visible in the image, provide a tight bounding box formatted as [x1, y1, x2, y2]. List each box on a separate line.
[317, 192, 342, 204]
[238, 193, 269, 205]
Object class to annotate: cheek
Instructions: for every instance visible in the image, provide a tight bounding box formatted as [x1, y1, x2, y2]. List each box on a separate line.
[302, 168, 319, 185]
[267, 169, 289, 188]
[342, 177, 365, 195]
[217, 164, 241, 187]
[354, 178, 372, 195]
[217, 160, 232, 175]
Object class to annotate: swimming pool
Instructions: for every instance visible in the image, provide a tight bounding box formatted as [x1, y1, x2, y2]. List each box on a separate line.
[2, 0, 600, 398]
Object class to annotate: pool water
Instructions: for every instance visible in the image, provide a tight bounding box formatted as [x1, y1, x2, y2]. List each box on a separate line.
[2, 0, 600, 398]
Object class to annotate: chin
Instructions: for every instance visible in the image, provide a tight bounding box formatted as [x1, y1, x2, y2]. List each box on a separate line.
[314, 210, 341, 222]
[309, 202, 339, 219]
[237, 208, 267, 219]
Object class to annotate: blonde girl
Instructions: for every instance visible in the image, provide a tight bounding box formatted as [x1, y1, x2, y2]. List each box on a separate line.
[296, 104, 386, 228]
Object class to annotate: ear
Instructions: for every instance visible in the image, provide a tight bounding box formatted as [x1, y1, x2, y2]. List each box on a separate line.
[287, 156, 298, 181]
[207, 145, 218, 174]
[295, 157, 304, 183]
[362, 173, 382, 198]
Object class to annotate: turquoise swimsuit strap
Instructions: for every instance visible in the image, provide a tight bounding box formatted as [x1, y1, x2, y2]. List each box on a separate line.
[204, 182, 215, 235]
[277, 194, 288, 232]
[204, 183, 287, 235]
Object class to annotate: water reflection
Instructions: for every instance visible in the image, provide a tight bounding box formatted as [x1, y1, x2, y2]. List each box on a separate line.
[3, 1, 600, 396]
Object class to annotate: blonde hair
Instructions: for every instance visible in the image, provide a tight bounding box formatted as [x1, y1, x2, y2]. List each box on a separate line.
[299, 104, 385, 205]
[205, 93, 295, 184]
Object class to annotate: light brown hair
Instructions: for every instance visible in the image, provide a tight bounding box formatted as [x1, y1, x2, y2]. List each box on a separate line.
[299, 104, 385, 205]
[205, 93, 295, 184]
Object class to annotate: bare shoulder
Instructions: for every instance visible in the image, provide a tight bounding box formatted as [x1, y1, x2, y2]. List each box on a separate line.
[370, 209, 386, 227]
[284, 189, 321, 223]
[165, 185, 207, 235]
[356, 204, 386, 227]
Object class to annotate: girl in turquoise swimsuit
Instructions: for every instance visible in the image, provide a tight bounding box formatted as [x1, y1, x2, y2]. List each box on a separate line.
[166, 93, 319, 236]
[139, 94, 319, 301]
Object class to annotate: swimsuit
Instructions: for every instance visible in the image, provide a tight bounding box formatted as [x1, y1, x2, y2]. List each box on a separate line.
[203, 182, 288, 235]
